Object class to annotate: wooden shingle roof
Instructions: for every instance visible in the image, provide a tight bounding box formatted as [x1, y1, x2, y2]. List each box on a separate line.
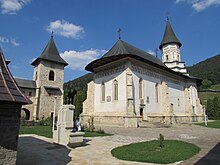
[159, 19, 182, 50]
[31, 36, 68, 66]
[85, 39, 167, 72]
[0, 49, 30, 104]
[15, 78, 36, 89]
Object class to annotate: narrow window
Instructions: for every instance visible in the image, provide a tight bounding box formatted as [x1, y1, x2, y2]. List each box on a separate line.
[155, 83, 159, 103]
[113, 80, 118, 100]
[166, 55, 169, 61]
[139, 78, 143, 99]
[178, 98, 180, 106]
[49, 71, 54, 81]
[101, 83, 105, 102]
[35, 71, 38, 80]
[29, 91, 32, 96]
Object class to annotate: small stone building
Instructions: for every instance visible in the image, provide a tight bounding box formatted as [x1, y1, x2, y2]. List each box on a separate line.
[15, 36, 68, 120]
[0, 49, 30, 164]
[81, 19, 204, 128]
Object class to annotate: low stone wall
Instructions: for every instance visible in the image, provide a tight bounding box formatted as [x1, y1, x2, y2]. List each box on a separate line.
[0, 103, 21, 165]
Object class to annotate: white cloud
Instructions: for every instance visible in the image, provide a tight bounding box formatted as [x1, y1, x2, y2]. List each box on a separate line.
[0, 35, 20, 46]
[147, 49, 156, 55]
[176, 0, 220, 12]
[46, 20, 84, 39]
[0, 36, 9, 43]
[11, 38, 19, 46]
[60, 49, 107, 70]
[0, 0, 31, 14]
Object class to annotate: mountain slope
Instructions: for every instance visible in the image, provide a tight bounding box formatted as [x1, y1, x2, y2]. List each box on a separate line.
[188, 54, 220, 84]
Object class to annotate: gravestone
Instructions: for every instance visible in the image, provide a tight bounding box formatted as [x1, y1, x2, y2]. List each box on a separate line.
[53, 104, 84, 147]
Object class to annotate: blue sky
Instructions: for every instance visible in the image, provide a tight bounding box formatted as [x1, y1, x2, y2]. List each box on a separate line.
[0, 0, 220, 82]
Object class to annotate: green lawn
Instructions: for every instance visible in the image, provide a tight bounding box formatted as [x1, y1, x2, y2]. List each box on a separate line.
[195, 120, 220, 129]
[19, 125, 53, 138]
[111, 140, 200, 164]
[19, 125, 113, 138]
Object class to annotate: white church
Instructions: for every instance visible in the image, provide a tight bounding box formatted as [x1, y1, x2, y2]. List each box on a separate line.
[80, 19, 204, 128]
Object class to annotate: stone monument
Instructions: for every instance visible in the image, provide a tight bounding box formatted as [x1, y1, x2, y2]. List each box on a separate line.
[53, 104, 84, 147]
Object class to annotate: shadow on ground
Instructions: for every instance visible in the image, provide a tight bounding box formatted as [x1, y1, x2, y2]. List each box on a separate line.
[17, 136, 71, 165]
[195, 142, 220, 165]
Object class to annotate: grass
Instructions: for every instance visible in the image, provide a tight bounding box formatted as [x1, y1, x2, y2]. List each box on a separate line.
[195, 120, 220, 129]
[210, 83, 220, 90]
[199, 83, 220, 105]
[19, 125, 113, 138]
[84, 131, 113, 137]
[19, 125, 53, 138]
[111, 140, 200, 164]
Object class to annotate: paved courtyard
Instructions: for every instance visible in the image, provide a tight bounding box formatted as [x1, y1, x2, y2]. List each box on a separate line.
[17, 124, 220, 165]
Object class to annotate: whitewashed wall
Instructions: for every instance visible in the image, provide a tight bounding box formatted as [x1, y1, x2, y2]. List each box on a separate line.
[94, 70, 127, 113]
[132, 70, 162, 120]
[167, 82, 185, 113]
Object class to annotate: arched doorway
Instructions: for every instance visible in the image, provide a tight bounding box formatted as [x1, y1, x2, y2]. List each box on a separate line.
[140, 108, 143, 117]
[21, 108, 30, 120]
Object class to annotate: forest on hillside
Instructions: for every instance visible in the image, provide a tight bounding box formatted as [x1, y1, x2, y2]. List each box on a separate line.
[188, 54, 220, 84]
[64, 54, 220, 119]
[63, 73, 93, 118]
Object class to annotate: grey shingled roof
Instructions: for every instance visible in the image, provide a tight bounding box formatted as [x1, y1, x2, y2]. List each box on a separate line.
[159, 19, 182, 50]
[31, 36, 68, 66]
[0, 49, 30, 104]
[15, 78, 36, 89]
[85, 39, 167, 71]
[85, 39, 201, 83]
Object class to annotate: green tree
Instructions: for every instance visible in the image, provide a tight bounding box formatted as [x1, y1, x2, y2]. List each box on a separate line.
[202, 79, 212, 89]
[207, 96, 220, 118]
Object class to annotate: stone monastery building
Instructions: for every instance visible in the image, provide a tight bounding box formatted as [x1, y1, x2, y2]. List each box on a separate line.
[15, 36, 68, 120]
[81, 19, 204, 127]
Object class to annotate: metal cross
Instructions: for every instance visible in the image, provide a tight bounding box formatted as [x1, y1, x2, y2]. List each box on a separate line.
[118, 28, 122, 40]
[166, 12, 170, 21]
[155, 48, 158, 58]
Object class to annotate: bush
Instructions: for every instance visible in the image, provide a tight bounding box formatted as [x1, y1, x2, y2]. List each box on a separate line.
[207, 97, 220, 118]
[159, 134, 164, 148]
[202, 79, 212, 89]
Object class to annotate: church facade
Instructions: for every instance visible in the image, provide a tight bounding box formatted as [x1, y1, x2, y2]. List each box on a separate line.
[81, 20, 204, 128]
[15, 36, 68, 120]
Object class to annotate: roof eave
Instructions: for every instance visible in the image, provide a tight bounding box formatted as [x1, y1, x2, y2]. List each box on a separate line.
[159, 41, 182, 50]
[31, 57, 68, 67]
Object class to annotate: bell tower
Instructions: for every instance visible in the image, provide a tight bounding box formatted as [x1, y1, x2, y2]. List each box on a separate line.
[159, 18, 187, 75]
[31, 35, 68, 119]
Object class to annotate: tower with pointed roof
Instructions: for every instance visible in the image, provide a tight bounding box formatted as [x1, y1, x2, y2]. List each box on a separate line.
[31, 36, 68, 120]
[159, 18, 187, 75]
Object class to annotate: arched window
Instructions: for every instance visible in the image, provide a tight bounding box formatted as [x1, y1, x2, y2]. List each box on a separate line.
[49, 71, 54, 81]
[139, 78, 143, 99]
[113, 80, 118, 100]
[101, 82, 105, 102]
[155, 83, 159, 103]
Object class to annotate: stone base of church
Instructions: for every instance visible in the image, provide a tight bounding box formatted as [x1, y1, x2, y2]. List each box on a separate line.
[144, 114, 205, 126]
[80, 113, 205, 128]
